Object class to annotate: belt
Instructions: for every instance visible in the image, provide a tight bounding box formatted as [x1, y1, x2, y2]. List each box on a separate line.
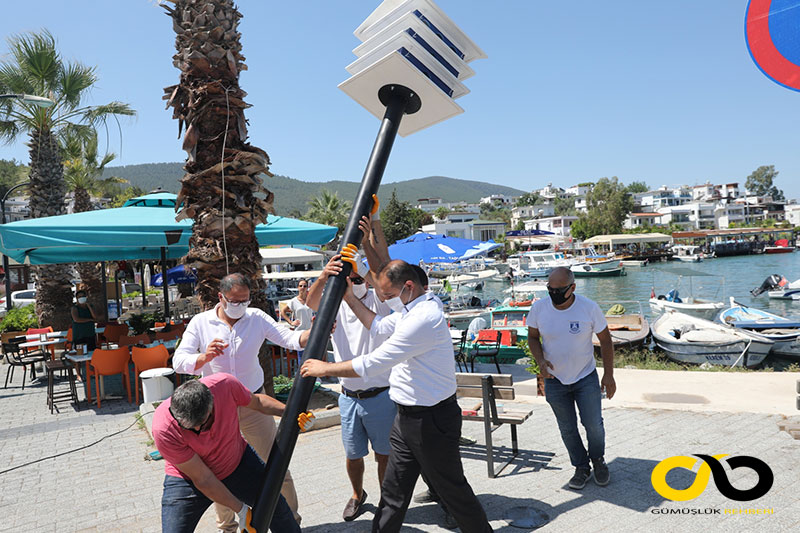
[396, 394, 457, 414]
[342, 386, 389, 400]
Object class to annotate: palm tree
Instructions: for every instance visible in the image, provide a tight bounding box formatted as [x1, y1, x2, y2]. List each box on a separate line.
[0, 30, 135, 329]
[305, 189, 351, 235]
[162, 1, 276, 392]
[163, 0, 274, 308]
[63, 131, 127, 319]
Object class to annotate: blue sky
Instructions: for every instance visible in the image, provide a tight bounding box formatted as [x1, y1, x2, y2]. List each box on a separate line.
[1, 1, 799, 200]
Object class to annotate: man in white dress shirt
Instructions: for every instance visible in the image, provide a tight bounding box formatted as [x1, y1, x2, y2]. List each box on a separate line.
[301, 260, 492, 533]
[173, 273, 310, 531]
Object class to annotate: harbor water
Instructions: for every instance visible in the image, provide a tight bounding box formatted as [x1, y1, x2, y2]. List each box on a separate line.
[462, 252, 800, 322]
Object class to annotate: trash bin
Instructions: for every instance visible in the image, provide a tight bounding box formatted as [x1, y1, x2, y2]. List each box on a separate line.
[140, 367, 175, 404]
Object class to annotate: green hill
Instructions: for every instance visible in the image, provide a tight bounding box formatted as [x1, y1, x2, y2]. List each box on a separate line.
[102, 162, 525, 215]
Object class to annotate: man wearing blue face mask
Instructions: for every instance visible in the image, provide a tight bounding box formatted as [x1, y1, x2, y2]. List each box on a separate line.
[526, 266, 616, 490]
[173, 273, 311, 531]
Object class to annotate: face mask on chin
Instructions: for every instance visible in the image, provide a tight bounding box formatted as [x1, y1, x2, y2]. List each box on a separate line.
[386, 285, 407, 313]
[548, 285, 572, 306]
[352, 282, 368, 299]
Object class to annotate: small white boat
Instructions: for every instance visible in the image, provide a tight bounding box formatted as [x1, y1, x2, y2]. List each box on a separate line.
[671, 244, 703, 262]
[446, 268, 501, 288]
[751, 274, 800, 300]
[593, 301, 650, 349]
[507, 250, 573, 278]
[718, 298, 800, 351]
[620, 259, 648, 267]
[650, 267, 725, 320]
[652, 311, 773, 368]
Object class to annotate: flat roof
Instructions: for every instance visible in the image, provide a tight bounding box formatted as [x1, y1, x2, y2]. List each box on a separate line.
[672, 228, 792, 238]
[630, 212, 662, 217]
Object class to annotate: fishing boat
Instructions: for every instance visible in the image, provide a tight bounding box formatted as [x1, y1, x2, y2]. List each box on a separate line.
[671, 244, 703, 262]
[649, 267, 725, 320]
[763, 238, 794, 254]
[571, 262, 625, 277]
[506, 250, 573, 278]
[464, 303, 533, 363]
[593, 301, 649, 349]
[751, 274, 800, 300]
[718, 298, 800, 351]
[444, 294, 498, 330]
[651, 311, 773, 368]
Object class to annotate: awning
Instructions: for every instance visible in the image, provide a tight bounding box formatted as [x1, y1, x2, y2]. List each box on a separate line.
[583, 233, 672, 246]
[259, 247, 325, 265]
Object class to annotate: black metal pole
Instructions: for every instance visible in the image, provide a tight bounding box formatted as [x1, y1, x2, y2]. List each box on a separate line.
[141, 261, 147, 310]
[252, 85, 420, 532]
[100, 262, 108, 322]
[1, 182, 31, 311]
[160, 247, 170, 320]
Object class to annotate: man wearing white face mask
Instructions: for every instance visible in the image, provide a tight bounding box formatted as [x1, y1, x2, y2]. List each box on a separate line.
[307, 252, 395, 522]
[173, 273, 311, 531]
[302, 260, 492, 533]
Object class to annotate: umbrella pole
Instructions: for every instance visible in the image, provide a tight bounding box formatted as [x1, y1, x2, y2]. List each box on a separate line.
[100, 262, 108, 322]
[161, 247, 170, 321]
[252, 85, 419, 532]
[141, 262, 147, 310]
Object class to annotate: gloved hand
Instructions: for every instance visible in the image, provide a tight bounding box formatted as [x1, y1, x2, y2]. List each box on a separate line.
[341, 244, 369, 277]
[371, 193, 380, 217]
[298, 411, 315, 432]
[237, 503, 255, 533]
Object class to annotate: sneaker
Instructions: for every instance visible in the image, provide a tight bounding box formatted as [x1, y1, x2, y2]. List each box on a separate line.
[413, 489, 439, 504]
[568, 467, 592, 489]
[592, 457, 610, 486]
[458, 436, 477, 446]
[342, 490, 367, 521]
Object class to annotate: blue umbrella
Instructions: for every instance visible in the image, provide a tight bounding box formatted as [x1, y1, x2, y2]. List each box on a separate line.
[388, 233, 502, 264]
[150, 264, 197, 287]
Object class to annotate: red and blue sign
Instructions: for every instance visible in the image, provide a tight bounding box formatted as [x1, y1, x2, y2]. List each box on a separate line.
[746, 0, 800, 91]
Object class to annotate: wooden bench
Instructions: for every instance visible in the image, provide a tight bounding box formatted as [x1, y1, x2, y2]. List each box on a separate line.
[456, 372, 534, 477]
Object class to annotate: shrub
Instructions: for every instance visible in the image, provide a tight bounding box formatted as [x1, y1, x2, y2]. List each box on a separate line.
[0, 304, 38, 333]
[517, 339, 540, 375]
[127, 310, 165, 335]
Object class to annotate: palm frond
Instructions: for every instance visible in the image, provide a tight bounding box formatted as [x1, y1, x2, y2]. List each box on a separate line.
[7, 30, 59, 95]
[58, 61, 97, 109]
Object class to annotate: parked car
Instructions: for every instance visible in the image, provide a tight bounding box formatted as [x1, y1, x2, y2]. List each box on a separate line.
[0, 289, 37, 316]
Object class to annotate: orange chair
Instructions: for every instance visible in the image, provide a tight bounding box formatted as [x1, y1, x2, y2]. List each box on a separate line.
[119, 333, 151, 347]
[101, 323, 129, 346]
[131, 345, 171, 404]
[26, 326, 55, 359]
[154, 330, 180, 342]
[89, 347, 131, 408]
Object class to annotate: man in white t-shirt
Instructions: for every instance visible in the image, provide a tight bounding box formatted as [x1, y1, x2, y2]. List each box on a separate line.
[281, 280, 313, 331]
[527, 266, 616, 490]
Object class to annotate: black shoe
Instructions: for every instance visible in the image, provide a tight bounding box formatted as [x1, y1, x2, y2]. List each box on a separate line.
[568, 467, 591, 489]
[342, 490, 367, 521]
[458, 436, 477, 446]
[413, 489, 439, 504]
[592, 457, 610, 486]
[442, 507, 458, 530]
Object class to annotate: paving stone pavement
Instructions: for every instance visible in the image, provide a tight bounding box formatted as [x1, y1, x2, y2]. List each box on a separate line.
[1, 370, 799, 532]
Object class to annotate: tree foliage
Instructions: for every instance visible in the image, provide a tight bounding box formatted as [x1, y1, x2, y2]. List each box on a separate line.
[381, 190, 417, 245]
[515, 192, 541, 206]
[433, 206, 450, 220]
[305, 188, 351, 234]
[570, 177, 633, 240]
[553, 196, 576, 216]
[745, 165, 784, 201]
[626, 180, 649, 194]
[0, 159, 28, 196]
[479, 202, 511, 225]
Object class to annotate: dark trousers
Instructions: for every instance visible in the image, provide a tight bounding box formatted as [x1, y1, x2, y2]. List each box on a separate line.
[373, 399, 492, 533]
[161, 445, 299, 533]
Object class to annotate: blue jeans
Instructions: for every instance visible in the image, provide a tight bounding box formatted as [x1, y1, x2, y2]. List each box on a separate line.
[545, 369, 605, 469]
[161, 445, 299, 533]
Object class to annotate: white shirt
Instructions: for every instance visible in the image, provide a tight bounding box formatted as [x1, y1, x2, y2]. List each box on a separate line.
[351, 292, 457, 407]
[332, 289, 393, 391]
[288, 296, 313, 331]
[526, 294, 608, 385]
[173, 304, 303, 392]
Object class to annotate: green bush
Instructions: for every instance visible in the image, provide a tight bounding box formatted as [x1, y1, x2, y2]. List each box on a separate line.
[127, 310, 165, 335]
[123, 289, 161, 299]
[0, 304, 38, 333]
[517, 339, 540, 375]
[273, 375, 293, 395]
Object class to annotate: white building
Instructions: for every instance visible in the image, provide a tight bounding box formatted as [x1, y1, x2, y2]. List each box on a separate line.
[479, 194, 516, 206]
[714, 201, 746, 228]
[536, 183, 567, 200]
[510, 203, 555, 227]
[636, 186, 692, 210]
[623, 212, 664, 230]
[565, 184, 591, 197]
[416, 198, 479, 214]
[421, 220, 506, 242]
[524, 215, 578, 237]
[657, 202, 716, 230]
[4, 195, 30, 222]
[785, 204, 800, 227]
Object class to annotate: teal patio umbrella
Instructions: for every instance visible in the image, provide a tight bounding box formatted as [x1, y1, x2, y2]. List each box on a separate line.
[0, 193, 337, 265]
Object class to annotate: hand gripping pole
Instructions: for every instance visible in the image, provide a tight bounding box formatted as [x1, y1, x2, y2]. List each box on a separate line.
[251, 85, 420, 532]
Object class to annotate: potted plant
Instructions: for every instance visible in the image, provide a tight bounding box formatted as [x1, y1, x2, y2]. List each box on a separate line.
[517, 339, 546, 396]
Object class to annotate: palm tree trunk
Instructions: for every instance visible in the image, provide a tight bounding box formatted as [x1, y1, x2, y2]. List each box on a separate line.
[28, 128, 73, 330]
[163, 0, 276, 395]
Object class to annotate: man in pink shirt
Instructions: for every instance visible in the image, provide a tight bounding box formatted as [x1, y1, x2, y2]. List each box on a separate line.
[152, 373, 303, 533]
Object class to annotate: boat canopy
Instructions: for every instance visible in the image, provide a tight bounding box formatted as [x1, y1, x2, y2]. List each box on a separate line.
[583, 233, 672, 246]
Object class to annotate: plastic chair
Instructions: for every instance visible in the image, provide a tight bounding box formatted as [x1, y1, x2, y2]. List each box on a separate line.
[101, 323, 129, 346]
[89, 347, 131, 408]
[131, 345, 170, 404]
[119, 333, 151, 347]
[26, 326, 55, 359]
[154, 330, 180, 342]
[469, 330, 502, 373]
[3, 338, 47, 389]
[454, 330, 469, 372]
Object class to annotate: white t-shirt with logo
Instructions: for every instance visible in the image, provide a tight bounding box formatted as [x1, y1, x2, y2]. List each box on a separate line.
[526, 294, 608, 385]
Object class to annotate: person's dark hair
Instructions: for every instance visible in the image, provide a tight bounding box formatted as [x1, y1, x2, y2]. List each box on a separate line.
[410, 264, 429, 289]
[220, 273, 251, 294]
[75, 290, 87, 298]
[381, 260, 418, 289]
[170, 380, 214, 427]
